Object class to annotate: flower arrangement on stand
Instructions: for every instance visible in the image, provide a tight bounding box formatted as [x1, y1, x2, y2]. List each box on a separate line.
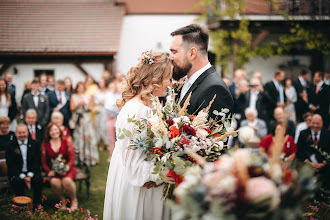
[119, 86, 238, 199]
[170, 127, 317, 220]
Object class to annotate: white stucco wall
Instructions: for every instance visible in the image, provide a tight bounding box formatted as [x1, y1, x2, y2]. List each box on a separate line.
[116, 14, 201, 75]
[3, 63, 104, 103]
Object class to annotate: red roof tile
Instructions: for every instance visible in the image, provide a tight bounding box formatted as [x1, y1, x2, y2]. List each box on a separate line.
[0, 1, 124, 53]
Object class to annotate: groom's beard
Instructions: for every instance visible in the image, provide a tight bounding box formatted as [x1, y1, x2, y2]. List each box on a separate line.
[172, 60, 192, 81]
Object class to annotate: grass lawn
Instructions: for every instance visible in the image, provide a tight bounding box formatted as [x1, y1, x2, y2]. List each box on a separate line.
[0, 150, 110, 219]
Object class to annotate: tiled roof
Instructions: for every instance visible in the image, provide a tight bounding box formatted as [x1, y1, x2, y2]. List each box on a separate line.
[0, 1, 124, 54]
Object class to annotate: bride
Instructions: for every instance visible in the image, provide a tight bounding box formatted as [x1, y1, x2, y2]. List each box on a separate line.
[103, 50, 176, 220]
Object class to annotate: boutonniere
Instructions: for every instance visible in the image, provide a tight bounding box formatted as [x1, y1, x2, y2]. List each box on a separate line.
[14, 148, 21, 155]
[307, 135, 312, 142]
[40, 97, 45, 103]
[171, 77, 186, 95]
[37, 124, 42, 130]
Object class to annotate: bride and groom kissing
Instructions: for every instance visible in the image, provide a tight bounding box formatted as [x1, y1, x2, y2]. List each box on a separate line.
[103, 24, 234, 220]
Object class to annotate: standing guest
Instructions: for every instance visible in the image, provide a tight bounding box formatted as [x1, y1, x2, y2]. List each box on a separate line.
[295, 112, 312, 143]
[22, 79, 50, 127]
[284, 78, 297, 124]
[64, 77, 74, 94]
[48, 80, 71, 129]
[94, 78, 108, 151]
[239, 78, 268, 122]
[222, 76, 231, 87]
[104, 82, 120, 162]
[308, 72, 330, 128]
[20, 80, 32, 105]
[264, 70, 287, 120]
[0, 78, 17, 131]
[240, 107, 267, 143]
[41, 123, 77, 210]
[229, 69, 247, 119]
[102, 70, 112, 86]
[260, 121, 297, 162]
[252, 72, 263, 84]
[0, 117, 15, 177]
[293, 70, 310, 123]
[70, 82, 99, 166]
[5, 72, 15, 98]
[85, 75, 98, 124]
[6, 124, 42, 207]
[296, 114, 329, 188]
[51, 111, 71, 141]
[324, 71, 330, 85]
[47, 75, 55, 92]
[24, 109, 45, 144]
[234, 79, 249, 121]
[39, 73, 50, 95]
[268, 107, 296, 138]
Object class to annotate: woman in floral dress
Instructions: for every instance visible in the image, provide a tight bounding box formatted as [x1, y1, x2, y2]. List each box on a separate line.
[70, 82, 99, 166]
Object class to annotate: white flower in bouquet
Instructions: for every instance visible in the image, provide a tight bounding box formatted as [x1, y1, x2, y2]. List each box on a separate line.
[52, 154, 70, 174]
[196, 128, 209, 139]
[149, 115, 164, 135]
[245, 176, 280, 211]
[173, 116, 190, 126]
[192, 111, 208, 130]
[238, 126, 255, 144]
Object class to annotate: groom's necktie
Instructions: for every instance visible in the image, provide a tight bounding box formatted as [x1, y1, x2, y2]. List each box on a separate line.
[180, 79, 191, 102]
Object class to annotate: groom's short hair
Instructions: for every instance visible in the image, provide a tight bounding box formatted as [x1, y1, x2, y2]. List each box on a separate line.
[171, 24, 209, 55]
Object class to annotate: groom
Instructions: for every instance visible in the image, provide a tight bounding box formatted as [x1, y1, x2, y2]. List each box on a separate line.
[169, 24, 234, 119]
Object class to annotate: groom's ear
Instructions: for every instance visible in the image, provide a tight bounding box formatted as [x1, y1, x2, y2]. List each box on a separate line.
[189, 47, 198, 60]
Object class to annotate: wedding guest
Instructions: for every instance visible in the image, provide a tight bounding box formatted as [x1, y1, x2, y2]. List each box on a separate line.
[48, 80, 71, 129]
[293, 70, 310, 123]
[39, 73, 50, 95]
[20, 80, 32, 105]
[41, 123, 77, 210]
[6, 124, 42, 207]
[308, 71, 330, 128]
[0, 117, 15, 177]
[22, 79, 50, 127]
[94, 78, 108, 151]
[294, 112, 312, 143]
[284, 78, 297, 124]
[85, 75, 98, 124]
[24, 109, 45, 144]
[234, 79, 249, 121]
[102, 70, 112, 86]
[70, 82, 99, 166]
[240, 107, 267, 143]
[229, 69, 247, 119]
[268, 107, 295, 138]
[64, 77, 74, 94]
[264, 70, 287, 120]
[0, 78, 17, 131]
[47, 75, 55, 92]
[252, 72, 263, 84]
[5, 72, 15, 98]
[51, 111, 71, 141]
[103, 50, 176, 220]
[324, 71, 330, 85]
[104, 82, 120, 162]
[259, 121, 297, 162]
[222, 76, 231, 87]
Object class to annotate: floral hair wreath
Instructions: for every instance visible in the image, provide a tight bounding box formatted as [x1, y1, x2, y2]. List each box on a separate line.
[139, 50, 155, 65]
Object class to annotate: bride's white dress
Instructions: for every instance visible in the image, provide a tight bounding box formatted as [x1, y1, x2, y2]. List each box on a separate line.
[103, 99, 169, 220]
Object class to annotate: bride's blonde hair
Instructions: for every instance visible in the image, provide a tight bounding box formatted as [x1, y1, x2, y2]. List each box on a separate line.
[117, 50, 173, 110]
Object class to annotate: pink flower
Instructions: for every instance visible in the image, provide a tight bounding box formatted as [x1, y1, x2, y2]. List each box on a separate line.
[308, 205, 319, 212]
[27, 211, 32, 216]
[196, 129, 209, 139]
[87, 209, 91, 216]
[55, 203, 61, 209]
[67, 208, 72, 213]
[310, 217, 318, 220]
[88, 217, 93, 220]
[37, 204, 42, 210]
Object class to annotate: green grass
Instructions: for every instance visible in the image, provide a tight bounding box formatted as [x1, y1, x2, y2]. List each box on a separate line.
[0, 150, 110, 219]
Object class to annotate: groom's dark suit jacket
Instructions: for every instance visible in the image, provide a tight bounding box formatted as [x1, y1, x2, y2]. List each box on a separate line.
[179, 66, 234, 119]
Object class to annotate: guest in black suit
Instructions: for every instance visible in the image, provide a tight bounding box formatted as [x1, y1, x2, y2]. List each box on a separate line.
[297, 114, 329, 188]
[264, 70, 287, 120]
[20, 80, 32, 105]
[308, 72, 330, 128]
[24, 109, 44, 144]
[22, 79, 50, 127]
[0, 117, 15, 177]
[228, 69, 247, 119]
[268, 107, 295, 138]
[48, 80, 71, 128]
[5, 72, 15, 98]
[239, 78, 268, 122]
[170, 24, 234, 119]
[5, 124, 42, 206]
[293, 70, 310, 123]
[39, 73, 51, 96]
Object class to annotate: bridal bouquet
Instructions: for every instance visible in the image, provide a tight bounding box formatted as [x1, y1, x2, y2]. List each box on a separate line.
[119, 86, 238, 199]
[171, 139, 316, 220]
[52, 154, 70, 174]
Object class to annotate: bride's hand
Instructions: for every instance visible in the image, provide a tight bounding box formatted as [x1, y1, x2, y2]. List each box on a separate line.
[162, 169, 176, 185]
[142, 181, 156, 189]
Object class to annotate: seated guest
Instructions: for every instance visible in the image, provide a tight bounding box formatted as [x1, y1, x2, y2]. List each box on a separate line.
[24, 109, 44, 144]
[0, 117, 15, 176]
[22, 79, 50, 127]
[41, 123, 77, 210]
[268, 107, 295, 138]
[5, 124, 42, 207]
[294, 112, 312, 143]
[240, 107, 267, 142]
[260, 121, 297, 163]
[50, 111, 71, 141]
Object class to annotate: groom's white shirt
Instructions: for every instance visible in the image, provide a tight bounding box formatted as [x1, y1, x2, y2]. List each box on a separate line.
[179, 62, 212, 102]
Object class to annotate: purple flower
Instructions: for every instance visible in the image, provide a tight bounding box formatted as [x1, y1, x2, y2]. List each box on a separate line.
[27, 211, 32, 216]
[55, 203, 61, 209]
